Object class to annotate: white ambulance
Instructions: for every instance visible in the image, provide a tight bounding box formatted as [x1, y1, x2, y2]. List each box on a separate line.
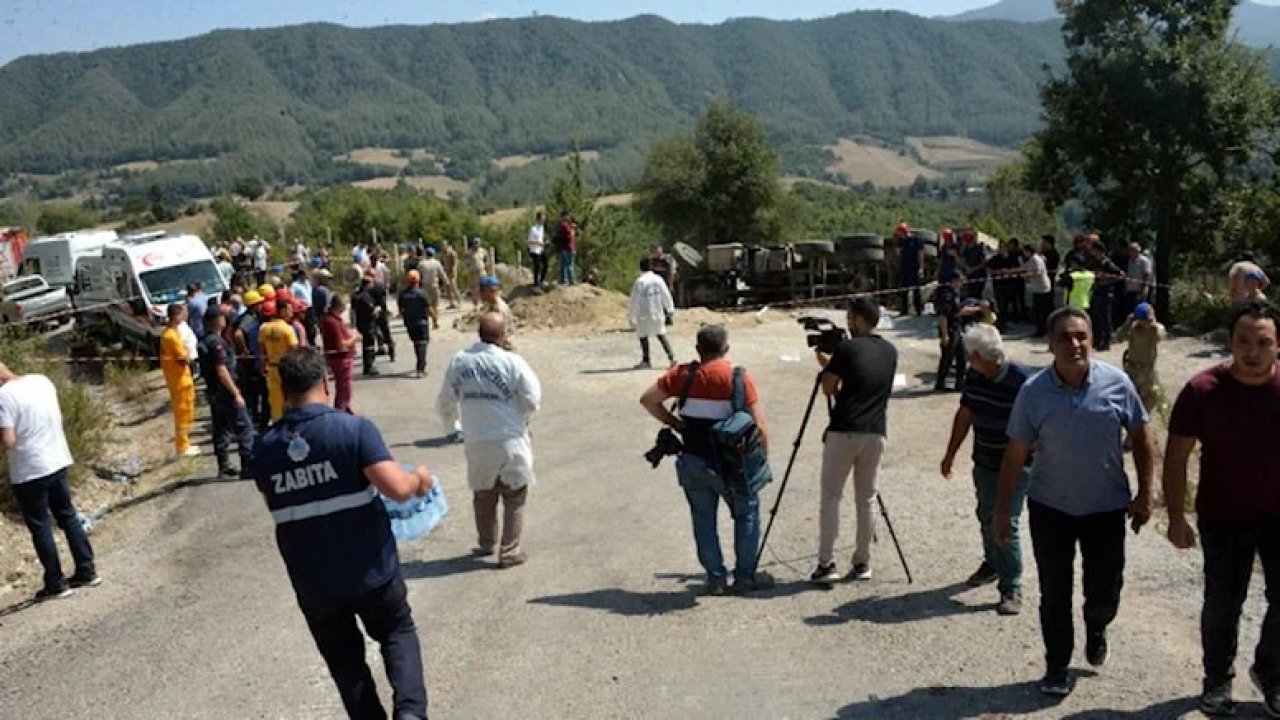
[75, 232, 227, 354]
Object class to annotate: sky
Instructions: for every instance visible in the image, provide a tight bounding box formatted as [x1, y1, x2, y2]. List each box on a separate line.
[0, 0, 996, 65]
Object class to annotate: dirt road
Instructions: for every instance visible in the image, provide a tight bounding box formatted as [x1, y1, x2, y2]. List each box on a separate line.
[0, 305, 1262, 719]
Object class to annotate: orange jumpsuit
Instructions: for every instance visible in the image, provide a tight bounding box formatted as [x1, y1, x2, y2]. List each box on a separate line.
[259, 318, 298, 421]
[160, 326, 196, 453]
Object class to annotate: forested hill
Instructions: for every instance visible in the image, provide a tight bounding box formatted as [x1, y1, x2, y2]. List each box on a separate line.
[0, 11, 1063, 185]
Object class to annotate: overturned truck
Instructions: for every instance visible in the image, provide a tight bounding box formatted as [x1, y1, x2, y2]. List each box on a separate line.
[672, 231, 939, 309]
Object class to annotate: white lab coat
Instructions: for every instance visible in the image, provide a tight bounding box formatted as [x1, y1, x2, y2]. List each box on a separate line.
[436, 341, 542, 490]
[629, 271, 674, 339]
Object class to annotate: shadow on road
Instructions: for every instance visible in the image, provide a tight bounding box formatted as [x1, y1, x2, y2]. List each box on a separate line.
[1056, 697, 1202, 719]
[527, 588, 698, 616]
[110, 474, 242, 513]
[805, 582, 994, 627]
[835, 681, 1059, 719]
[401, 554, 490, 580]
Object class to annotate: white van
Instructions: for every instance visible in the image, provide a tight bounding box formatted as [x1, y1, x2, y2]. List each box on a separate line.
[22, 229, 118, 289]
[76, 232, 227, 354]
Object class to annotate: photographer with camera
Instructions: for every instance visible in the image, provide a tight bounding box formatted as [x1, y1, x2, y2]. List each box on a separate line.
[639, 325, 772, 596]
[809, 298, 898, 585]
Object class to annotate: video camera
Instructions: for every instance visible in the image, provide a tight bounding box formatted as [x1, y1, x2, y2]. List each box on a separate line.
[799, 316, 849, 355]
[643, 427, 684, 469]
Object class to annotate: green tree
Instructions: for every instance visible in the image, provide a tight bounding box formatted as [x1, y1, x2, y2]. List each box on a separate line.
[636, 100, 781, 248]
[209, 197, 278, 243]
[1027, 0, 1279, 320]
[35, 204, 101, 235]
[982, 161, 1062, 241]
[234, 177, 266, 202]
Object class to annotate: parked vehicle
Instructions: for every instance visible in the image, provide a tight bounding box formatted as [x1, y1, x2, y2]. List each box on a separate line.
[75, 232, 227, 354]
[22, 229, 118, 289]
[0, 275, 72, 327]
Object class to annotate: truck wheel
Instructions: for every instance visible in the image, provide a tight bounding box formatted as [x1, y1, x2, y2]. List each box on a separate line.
[843, 248, 886, 263]
[672, 242, 703, 270]
[839, 234, 884, 252]
[793, 240, 835, 261]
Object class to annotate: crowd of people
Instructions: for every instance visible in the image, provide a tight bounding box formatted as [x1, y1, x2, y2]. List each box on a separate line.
[5, 220, 1280, 719]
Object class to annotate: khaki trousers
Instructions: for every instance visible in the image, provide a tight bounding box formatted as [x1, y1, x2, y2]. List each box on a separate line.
[473, 480, 527, 558]
[818, 431, 886, 566]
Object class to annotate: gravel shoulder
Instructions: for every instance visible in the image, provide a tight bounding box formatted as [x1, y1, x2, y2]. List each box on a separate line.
[0, 305, 1256, 719]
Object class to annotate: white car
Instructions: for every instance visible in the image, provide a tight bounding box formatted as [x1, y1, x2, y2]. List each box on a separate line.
[0, 275, 72, 327]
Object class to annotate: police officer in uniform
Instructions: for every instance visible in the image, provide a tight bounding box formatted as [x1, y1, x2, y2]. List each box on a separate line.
[371, 270, 396, 362]
[353, 273, 382, 377]
[199, 305, 254, 479]
[250, 347, 432, 720]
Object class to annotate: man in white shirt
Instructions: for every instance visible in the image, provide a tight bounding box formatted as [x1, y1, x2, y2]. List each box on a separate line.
[527, 212, 548, 287]
[0, 364, 99, 601]
[252, 237, 269, 284]
[629, 258, 676, 368]
[1123, 243, 1154, 323]
[1021, 244, 1053, 338]
[419, 248, 446, 330]
[436, 312, 541, 568]
[216, 250, 234, 284]
[290, 270, 315, 342]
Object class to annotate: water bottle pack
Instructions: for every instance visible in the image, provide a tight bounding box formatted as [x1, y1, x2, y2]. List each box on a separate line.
[381, 474, 449, 542]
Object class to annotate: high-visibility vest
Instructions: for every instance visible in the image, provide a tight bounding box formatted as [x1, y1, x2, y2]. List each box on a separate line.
[1068, 270, 1095, 310]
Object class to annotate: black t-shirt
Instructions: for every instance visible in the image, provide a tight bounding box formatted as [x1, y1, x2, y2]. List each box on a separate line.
[825, 335, 898, 436]
[1044, 247, 1061, 274]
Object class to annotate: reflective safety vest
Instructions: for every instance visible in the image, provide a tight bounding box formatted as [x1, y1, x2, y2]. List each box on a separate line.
[1068, 270, 1095, 310]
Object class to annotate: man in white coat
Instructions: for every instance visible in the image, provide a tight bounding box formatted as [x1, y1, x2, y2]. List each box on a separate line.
[629, 258, 676, 369]
[436, 312, 542, 568]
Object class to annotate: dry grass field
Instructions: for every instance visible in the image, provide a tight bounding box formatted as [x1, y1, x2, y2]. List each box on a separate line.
[824, 137, 941, 188]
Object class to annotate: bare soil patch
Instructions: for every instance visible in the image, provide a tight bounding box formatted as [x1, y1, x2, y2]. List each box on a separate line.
[825, 137, 941, 188]
[351, 176, 471, 197]
[904, 135, 1019, 174]
[334, 147, 435, 169]
[492, 150, 601, 170]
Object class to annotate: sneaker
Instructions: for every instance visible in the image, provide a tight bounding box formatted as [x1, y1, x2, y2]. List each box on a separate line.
[472, 545, 496, 557]
[1199, 680, 1236, 717]
[996, 591, 1023, 616]
[365, 368, 382, 377]
[809, 562, 840, 585]
[702, 577, 729, 596]
[218, 465, 240, 480]
[965, 562, 999, 588]
[1086, 631, 1109, 668]
[634, 361, 652, 370]
[848, 563, 873, 581]
[1250, 666, 1280, 719]
[35, 585, 74, 602]
[1039, 668, 1075, 697]
[498, 552, 527, 569]
[68, 572, 102, 589]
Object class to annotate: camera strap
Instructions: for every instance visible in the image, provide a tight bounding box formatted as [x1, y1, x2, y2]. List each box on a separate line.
[675, 361, 700, 412]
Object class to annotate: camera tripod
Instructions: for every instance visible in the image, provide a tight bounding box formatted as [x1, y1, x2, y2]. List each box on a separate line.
[755, 372, 913, 584]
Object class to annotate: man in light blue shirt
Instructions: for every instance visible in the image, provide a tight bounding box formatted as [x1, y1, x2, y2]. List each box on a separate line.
[995, 305, 1155, 698]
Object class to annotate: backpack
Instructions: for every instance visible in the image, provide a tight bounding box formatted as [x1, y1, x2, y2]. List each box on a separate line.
[677, 363, 773, 493]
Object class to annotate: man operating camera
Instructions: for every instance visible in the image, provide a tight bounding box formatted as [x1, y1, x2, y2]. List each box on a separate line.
[810, 298, 899, 585]
[640, 325, 771, 596]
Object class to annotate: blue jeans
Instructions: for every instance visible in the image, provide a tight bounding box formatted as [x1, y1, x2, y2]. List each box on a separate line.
[973, 464, 1029, 593]
[11, 467, 95, 591]
[558, 250, 576, 284]
[676, 453, 760, 582]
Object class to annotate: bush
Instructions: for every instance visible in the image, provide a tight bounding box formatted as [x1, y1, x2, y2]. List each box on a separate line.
[0, 332, 113, 488]
[1171, 280, 1232, 334]
[103, 359, 155, 403]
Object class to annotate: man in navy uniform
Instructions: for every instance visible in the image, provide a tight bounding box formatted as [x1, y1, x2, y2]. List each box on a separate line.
[198, 305, 254, 479]
[250, 346, 432, 720]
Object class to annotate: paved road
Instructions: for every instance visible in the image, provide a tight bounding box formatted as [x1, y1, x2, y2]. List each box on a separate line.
[0, 309, 1264, 718]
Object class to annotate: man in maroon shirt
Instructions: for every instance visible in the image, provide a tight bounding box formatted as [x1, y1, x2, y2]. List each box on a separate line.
[1164, 300, 1280, 717]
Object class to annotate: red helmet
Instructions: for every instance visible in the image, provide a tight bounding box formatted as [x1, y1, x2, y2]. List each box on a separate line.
[895, 222, 910, 237]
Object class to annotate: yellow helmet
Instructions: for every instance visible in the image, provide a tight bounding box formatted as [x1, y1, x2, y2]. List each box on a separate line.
[243, 290, 264, 306]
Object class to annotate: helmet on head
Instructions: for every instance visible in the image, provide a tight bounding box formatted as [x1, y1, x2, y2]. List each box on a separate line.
[243, 290, 264, 307]
[259, 284, 276, 299]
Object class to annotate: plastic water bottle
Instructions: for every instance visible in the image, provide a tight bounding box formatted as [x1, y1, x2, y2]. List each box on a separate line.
[381, 472, 448, 542]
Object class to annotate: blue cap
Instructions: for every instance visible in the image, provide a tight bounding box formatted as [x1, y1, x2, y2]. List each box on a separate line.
[479, 275, 501, 288]
[1134, 302, 1152, 321]
[426, 247, 437, 257]
[1247, 269, 1267, 282]
[943, 269, 964, 283]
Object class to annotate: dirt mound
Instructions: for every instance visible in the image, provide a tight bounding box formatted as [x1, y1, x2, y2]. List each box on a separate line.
[511, 284, 629, 330]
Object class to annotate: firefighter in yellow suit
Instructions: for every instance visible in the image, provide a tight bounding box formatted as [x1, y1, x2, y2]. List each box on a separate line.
[159, 303, 197, 456]
[259, 298, 299, 422]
